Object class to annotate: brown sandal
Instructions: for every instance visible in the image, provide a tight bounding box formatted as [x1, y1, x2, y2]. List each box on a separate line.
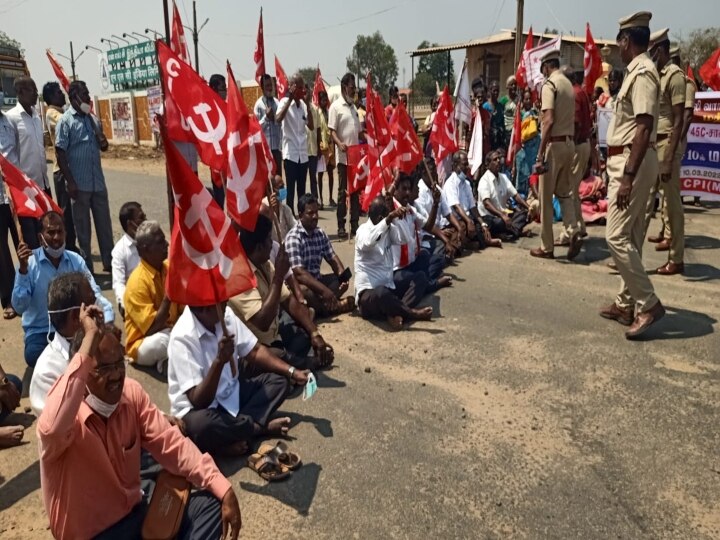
[247, 452, 291, 481]
[3, 307, 17, 320]
[258, 441, 302, 473]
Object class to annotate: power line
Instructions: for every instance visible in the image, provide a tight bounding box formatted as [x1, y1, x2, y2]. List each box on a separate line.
[490, 0, 508, 34]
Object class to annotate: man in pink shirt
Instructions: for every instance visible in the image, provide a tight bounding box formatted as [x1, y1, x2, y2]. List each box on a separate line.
[38, 304, 242, 540]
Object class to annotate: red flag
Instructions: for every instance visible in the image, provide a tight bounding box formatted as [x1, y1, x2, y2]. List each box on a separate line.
[699, 47, 720, 91]
[157, 40, 228, 171]
[583, 23, 603, 96]
[515, 28, 533, 89]
[505, 106, 522, 167]
[687, 65, 696, 83]
[312, 65, 326, 106]
[162, 129, 255, 306]
[170, 0, 191, 65]
[225, 63, 274, 231]
[274, 55, 288, 98]
[390, 103, 423, 174]
[347, 144, 369, 194]
[0, 155, 62, 218]
[429, 85, 458, 164]
[254, 8, 265, 85]
[45, 50, 70, 93]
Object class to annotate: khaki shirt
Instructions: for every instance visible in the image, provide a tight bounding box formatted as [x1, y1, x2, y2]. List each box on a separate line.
[328, 98, 360, 165]
[685, 77, 697, 110]
[228, 260, 291, 346]
[45, 106, 64, 173]
[306, 103, 321, 157]
[541, 69, 574, 137]
[607, 53, 660, 147]
[657, 63, 686, 135]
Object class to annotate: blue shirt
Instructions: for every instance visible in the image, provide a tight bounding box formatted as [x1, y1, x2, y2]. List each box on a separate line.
[54, 107, 106, 193]
[12, 248, 114, 337]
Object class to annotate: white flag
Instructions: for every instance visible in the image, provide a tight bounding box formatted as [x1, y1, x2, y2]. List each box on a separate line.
[453, 60, 472, 127]
[468, 110, 484, 176]
[525, 36, 562, 93]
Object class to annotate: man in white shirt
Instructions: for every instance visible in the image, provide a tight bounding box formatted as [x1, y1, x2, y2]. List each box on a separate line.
[29, 271, 96, 416]
[355, 195, 433, 330]
[111, 202, 145, 317]
[392, 174, 452, 294]
[254, 74, 283, 177]
[329, 73, 362, 239]
[167, 303, 310, 456]
[277, 73, 313, 214]
[443, 150, 500, 250]
[477, 150, 531, 241]
[5, 76, 51, 249]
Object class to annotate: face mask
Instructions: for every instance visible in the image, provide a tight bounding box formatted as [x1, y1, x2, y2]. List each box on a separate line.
[43, 239, 65, 259]
[302, 372, 317, 401]
[277, 187, 287, 202]
[85, 389, 119, 418]
[46, 304, 80, 344]
[79, 102, 92, 114]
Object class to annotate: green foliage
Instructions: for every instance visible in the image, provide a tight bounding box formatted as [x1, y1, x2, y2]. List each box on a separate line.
[678, 27, 720, 72]
[346, 31, 398, 101]
[414, 40, 454, 96]
[296, 66, 318, 88]
[0, 31, 23, 54]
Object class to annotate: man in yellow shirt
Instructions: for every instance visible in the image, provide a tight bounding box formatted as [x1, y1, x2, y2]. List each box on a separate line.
[124, 220, 182, 373]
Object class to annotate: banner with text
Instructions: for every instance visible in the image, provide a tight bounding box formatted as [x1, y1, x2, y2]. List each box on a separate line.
[681, 91, 720, 200]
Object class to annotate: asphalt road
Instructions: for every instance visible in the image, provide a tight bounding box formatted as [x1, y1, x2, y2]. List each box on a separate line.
[0, 167, 718, 539]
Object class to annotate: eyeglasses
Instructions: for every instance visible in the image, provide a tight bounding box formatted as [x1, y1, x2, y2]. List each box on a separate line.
[93, 358, 128, 376]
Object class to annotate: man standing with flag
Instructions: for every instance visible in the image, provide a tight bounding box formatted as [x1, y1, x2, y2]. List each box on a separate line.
[0, 108, 20, 321]
[254, 74, 283, 178]
[329, 73, 362, 239]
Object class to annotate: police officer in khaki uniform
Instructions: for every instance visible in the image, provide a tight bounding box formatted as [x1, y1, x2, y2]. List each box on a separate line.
[530, 50, 581, 260]
[600, 11, 665, 339]
[675, 46, 700, 207]
[643, 28, 686, 275]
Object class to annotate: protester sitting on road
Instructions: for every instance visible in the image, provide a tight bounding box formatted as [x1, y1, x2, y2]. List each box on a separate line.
[231, 214, 334, 370]
[167, 303, 309, 457]
[355, 195, 434, 330]
[111, 201, 145, 318]
[263, 174, 296, 242]
[124, 221, 182, 374]
[12, 211, 115, 368]
[285, 193, 356, 317]
[30, 272, 95, 416]
[0, 362, 23, 449]
[477, 150, 532, 241]
[443, 150, 499, 249]
[393, 173, 452, 294]
[38, 304, 242, 539]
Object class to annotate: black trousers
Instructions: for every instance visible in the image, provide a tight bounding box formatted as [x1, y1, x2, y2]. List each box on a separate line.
[336, 163, 360, 233]
[359, 270, 428, 321]
[54, 170, 77, 251]
[93, 490, 222, 540]
[0, 204, 18, 308]
[482, 210, 528, 241]
[395, 249, 443, 293]
[284, 159, 309, 214]
[308, 155, 318, 198]
[182, 372, 289, 455]
[272, 150, 283, 179]
[302, 273, 342, 317]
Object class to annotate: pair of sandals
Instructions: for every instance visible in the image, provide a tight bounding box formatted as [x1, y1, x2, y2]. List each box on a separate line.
[247, 441, 302, 482]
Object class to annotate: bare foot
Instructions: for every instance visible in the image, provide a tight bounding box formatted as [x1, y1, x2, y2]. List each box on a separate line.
[408, 307, 433, 321]
[437, 276, 453, 289]
[220, 441, 249, 457]
[387, 315, 404, 331]
[266, 417, 292, 436]
[488, 239, 503, 248]
[0, 425, 24, 448]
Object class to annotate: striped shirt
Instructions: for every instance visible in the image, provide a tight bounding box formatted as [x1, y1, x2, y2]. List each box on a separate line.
[254, 96, 282, 152]
[285, 221, 335, 279]
[55, 107, 107, 193]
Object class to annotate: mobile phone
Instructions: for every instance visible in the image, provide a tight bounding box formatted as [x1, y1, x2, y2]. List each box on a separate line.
[338, 267, 352, 284]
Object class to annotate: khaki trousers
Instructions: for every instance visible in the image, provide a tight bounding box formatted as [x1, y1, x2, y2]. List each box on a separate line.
[644, 138, 685, 263]
[558, 141, 591, 242]
[606, 147, 660, 314]
[539, 140, 577, 251]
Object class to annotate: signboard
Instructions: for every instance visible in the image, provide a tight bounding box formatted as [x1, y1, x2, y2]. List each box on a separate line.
[596, 106, 612, 148]
[110, 95, 135, 142]
[107, 41, 159, 90]
[680, 91, 720, 201]
[107, 41, 156, 64]
[147, 85, 163, 134]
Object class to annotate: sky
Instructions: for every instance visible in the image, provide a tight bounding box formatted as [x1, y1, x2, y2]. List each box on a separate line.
[1, 0, 714, 96]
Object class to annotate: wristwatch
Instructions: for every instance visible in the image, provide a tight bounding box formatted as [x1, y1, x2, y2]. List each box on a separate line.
[287, 366, 296, 380]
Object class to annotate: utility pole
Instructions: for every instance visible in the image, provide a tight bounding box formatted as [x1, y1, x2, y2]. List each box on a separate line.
[193, 1, 199, 72]
[514, 0, 525, 68]
[69, 41, 76, 79]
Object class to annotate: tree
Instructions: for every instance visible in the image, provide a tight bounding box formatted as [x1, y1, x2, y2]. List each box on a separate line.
[678, 27, 720, 71]
[414, 40, 454, 96]
[296, 66, 318, 88]
[346, 31, 398, 101]
[0, 30, 23, 53]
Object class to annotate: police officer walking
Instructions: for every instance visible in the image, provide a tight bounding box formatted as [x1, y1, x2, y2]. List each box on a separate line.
[530, 50, 582, 261]
[644, 28, 686, 275]
[600, 11, 665, 339]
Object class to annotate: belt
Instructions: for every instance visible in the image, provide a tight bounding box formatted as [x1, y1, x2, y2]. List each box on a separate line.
[549, 135, 572, 143]
[608, 145, 629, 157]
[656, 133, 670, 142]
[575, 137, 590, 145]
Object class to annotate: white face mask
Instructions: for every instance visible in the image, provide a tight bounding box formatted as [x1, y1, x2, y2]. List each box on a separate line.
[43, 241, 66, 259]
[85, 389, 119, 418]
[79, 102, 92, 114]
[46, 304, 80, 344]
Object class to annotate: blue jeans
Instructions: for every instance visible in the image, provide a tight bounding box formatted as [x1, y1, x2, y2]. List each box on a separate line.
[0, 374, 22, 423]
[25, 332, 53, 368]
